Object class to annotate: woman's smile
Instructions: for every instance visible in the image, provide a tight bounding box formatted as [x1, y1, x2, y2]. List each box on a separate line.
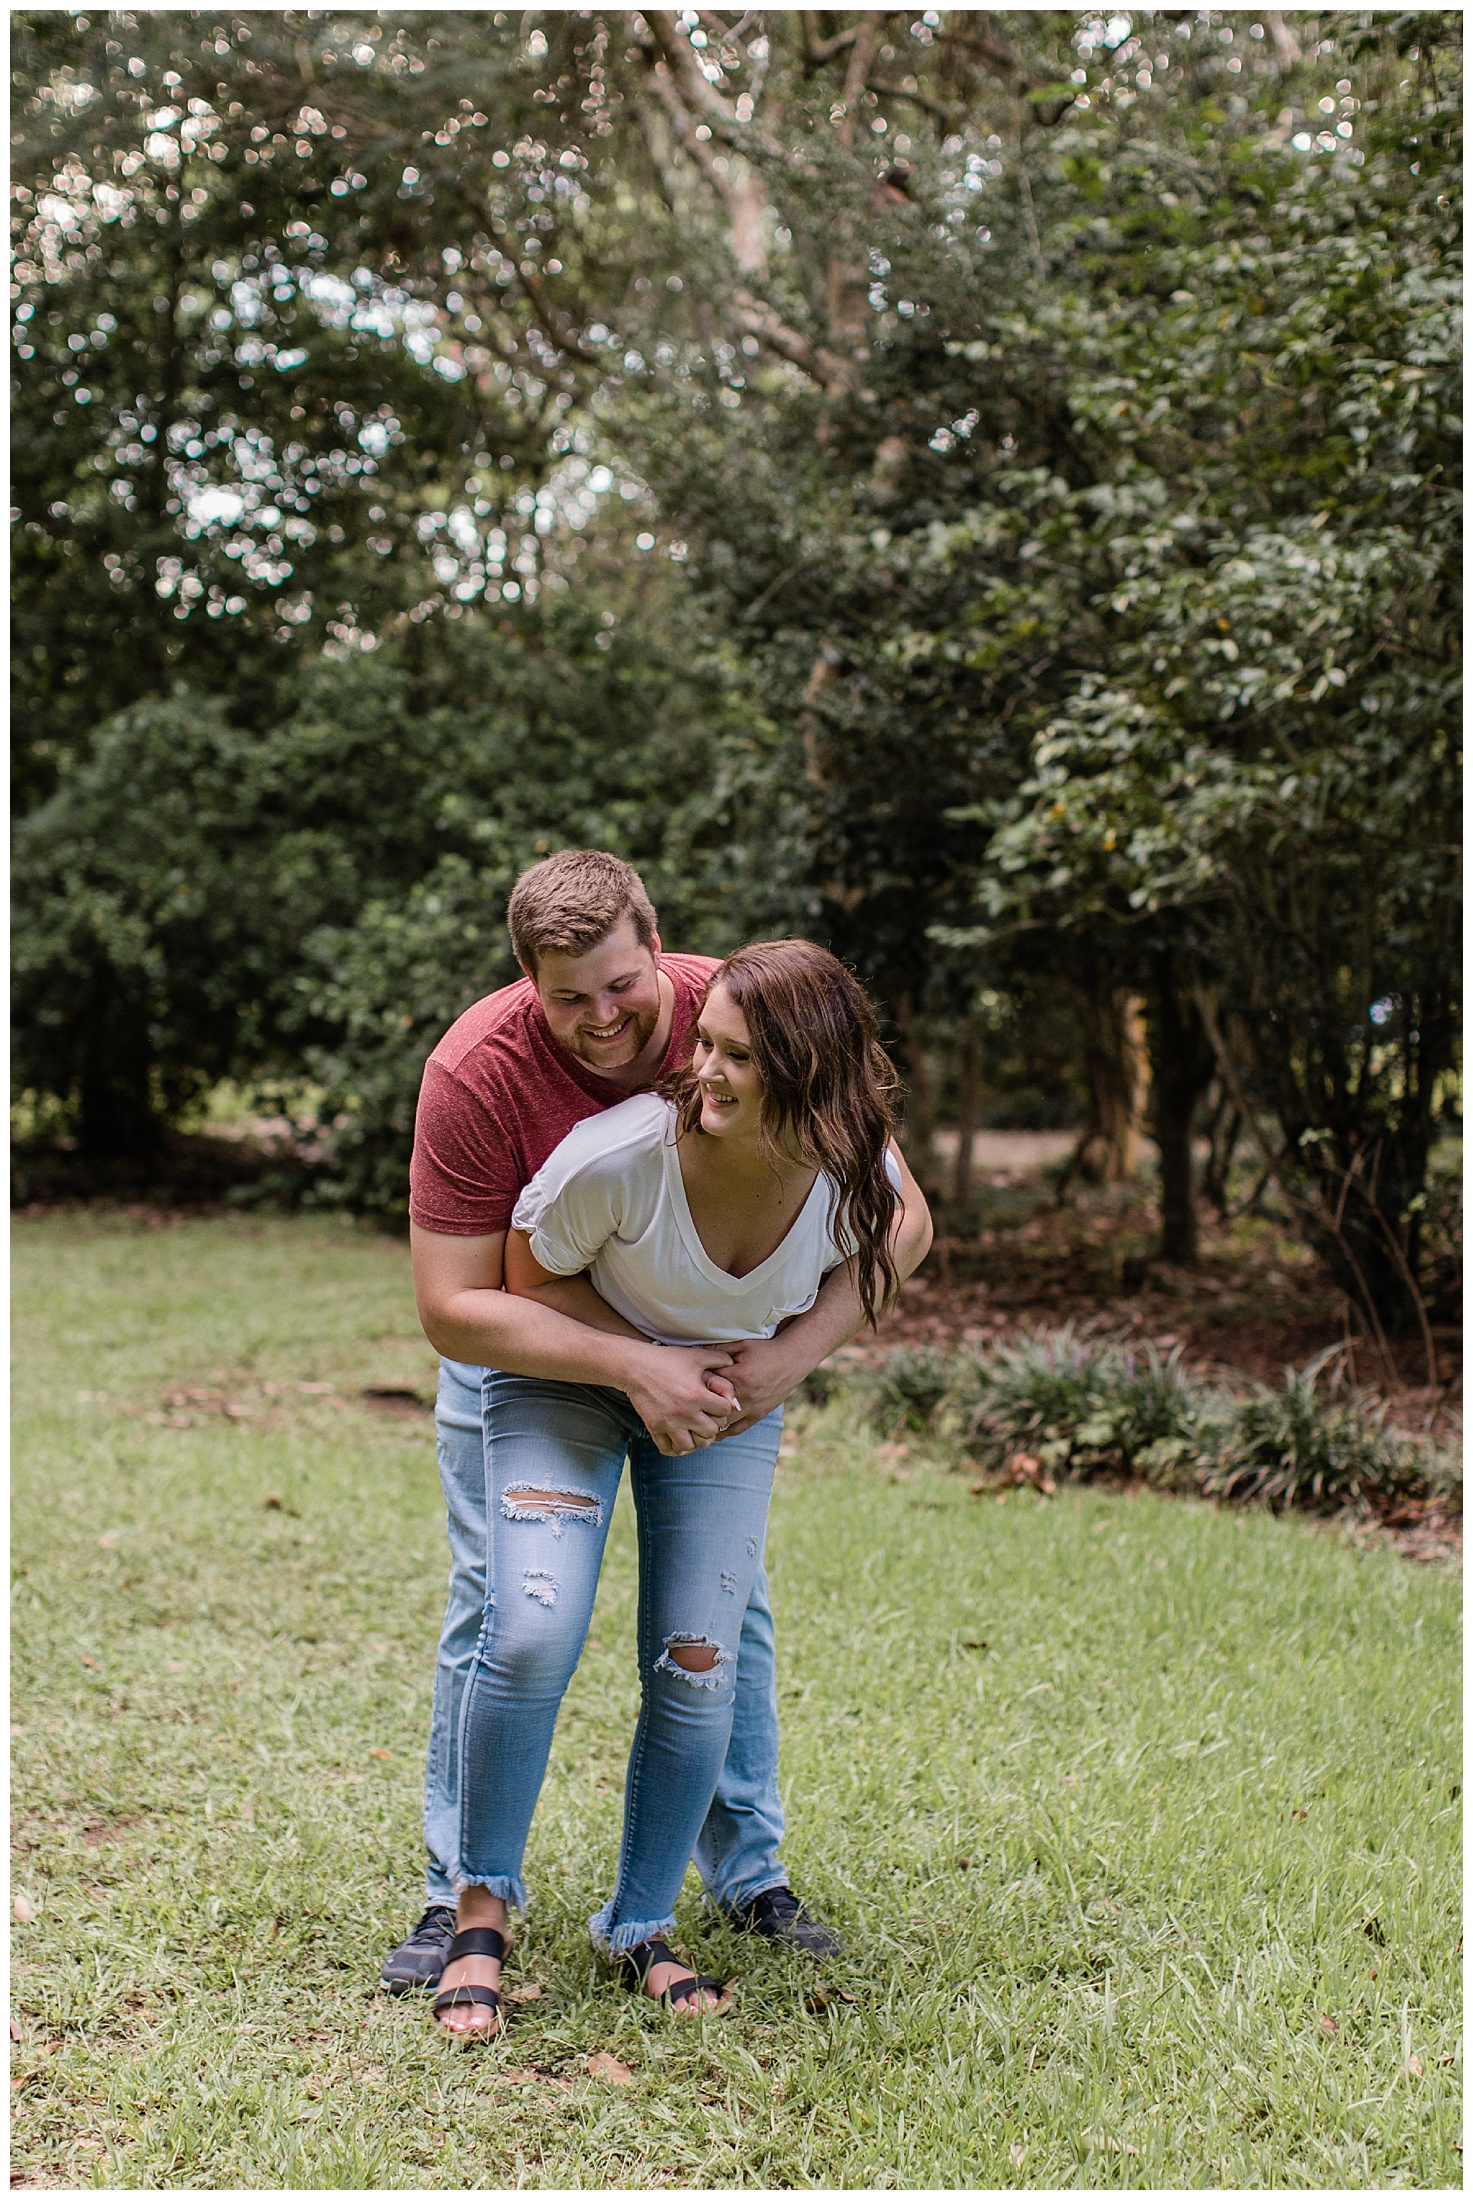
[690, 984, 765, 1136]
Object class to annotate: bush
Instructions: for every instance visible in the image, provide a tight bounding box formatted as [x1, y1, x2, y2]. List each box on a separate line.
[866, 1347, 958, 1438]
[1201, 1349, 1438, 1511]
[847, 1331, 1455, 1515]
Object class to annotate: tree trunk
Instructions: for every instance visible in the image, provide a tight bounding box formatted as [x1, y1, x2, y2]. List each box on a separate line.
[77, 1041, 162, 1162]
[1072, 987, 1148, 1186]
[1146, 950, 1217, 1264]
[893, 992, 938, 1194]
[1200, 1084, 1240, 1215]
[951, 1029, 980, 1210]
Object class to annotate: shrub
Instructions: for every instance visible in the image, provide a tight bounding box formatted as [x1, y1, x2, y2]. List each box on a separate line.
[939, 1327, 1216, 1487]
[847, 1332, 1455, 1514]
[866, 1347, 958, 1438]
[1200, 1348, 1437, 1512]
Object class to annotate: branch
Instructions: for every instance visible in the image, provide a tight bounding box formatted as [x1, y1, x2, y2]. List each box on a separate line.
[730, 288, 856, 394]
[642, 10, 785, 160]
[513, 264, 604, 364]
[834, 14, 890, 152]
[1263, 11, 1302, 66]
[801, 12, 862, 67]
[870, 78, 956, 124]
[938, 22, 1075, 124]
[641, 55, 770, 272]
[1193, 986, 1403, 1383]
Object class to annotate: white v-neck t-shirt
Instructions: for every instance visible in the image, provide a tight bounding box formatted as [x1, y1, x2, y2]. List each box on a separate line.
[511, 1093, 902, 1347]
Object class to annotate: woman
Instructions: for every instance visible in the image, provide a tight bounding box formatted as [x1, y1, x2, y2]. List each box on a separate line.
[431, 941, 927, 2035]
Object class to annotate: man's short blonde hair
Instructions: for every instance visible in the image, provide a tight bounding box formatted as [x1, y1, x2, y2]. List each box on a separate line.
[507, 849, 658, 976]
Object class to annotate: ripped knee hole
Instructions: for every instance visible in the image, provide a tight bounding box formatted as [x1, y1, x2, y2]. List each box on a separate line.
[502, 1486, 602, 1537]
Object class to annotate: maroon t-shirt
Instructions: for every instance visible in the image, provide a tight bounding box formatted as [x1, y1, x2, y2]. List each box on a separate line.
[408, 953, 721, 1236]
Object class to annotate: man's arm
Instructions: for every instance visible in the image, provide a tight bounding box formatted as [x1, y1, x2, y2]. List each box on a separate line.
[718, 1142, 934, 1432]
[411, 1224, 737, 1454]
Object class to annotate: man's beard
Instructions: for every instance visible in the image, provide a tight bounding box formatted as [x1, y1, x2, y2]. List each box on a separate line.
[566, 999, 660, 1073]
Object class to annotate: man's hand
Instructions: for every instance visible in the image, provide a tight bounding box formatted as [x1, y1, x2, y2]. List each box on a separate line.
[622, 1341, 739, 1457]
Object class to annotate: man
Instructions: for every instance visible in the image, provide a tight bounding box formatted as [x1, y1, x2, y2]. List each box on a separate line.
[383, 849, 930, 2008]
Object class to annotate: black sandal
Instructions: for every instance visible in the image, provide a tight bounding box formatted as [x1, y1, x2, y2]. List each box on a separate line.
[615, 1935, 731, 2013]
[431, 1926, 506, 2034]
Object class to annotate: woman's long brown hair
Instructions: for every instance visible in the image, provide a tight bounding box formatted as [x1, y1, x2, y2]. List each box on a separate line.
[663, 939, 903, 1328]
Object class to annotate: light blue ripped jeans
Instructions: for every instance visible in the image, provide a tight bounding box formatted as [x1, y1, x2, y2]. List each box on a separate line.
[424, 1360, 789, 1952]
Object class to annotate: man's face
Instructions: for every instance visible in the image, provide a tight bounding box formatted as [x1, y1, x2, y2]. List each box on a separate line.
[531, 918, 665, 1075]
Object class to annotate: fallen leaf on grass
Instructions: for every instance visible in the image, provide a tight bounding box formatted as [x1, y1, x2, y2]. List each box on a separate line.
[370, 1748, 393, 1762]
[14, 1896, 33, 1923]
[587, 2051, 633, 2084]
[9, 2018, 21, 2042]
[506, 1984, 542, 2003]
[805, 1985, 856, 2013]
[1407, 2054, 1423, 2077]
[80, 1656, 99, 1669]
[1319, 2015, 1339, 2036]
[262, 1494, 283, 1511]
[96, 1532, 119, 1550]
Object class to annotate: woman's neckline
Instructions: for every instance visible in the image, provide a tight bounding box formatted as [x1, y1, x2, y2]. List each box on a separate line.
[665, 1117, 824, 1284]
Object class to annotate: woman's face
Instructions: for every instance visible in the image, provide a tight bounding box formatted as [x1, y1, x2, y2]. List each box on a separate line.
[692, 984, 765, 1141]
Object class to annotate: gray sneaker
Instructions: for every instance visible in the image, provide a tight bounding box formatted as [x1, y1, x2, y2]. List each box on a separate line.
[730, 1885, 842, 1959]
[380, 1904, 456, 1993]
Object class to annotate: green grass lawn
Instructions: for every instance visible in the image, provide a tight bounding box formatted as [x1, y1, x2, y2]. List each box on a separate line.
[11, 1214, 1462, 2190]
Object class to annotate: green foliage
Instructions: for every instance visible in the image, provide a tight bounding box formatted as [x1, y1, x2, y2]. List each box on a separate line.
[855, 1331, 1455, 1515]
[961, 113, 1461, 1319]
[12, 608, 773, 1167]
[945, 1329, 1213, 1488]
[862, 1345, 957, 1437]
[10, 8, 1461, 1281]
[1203, 1350, 1441, 1512]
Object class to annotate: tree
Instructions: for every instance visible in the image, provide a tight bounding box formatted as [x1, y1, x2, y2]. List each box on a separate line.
[969, 19, 1460, 1334]
[12, 8, 1459, 1314]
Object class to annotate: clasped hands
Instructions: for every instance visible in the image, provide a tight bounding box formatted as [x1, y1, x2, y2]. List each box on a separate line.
[628, 1334, 791, 1457]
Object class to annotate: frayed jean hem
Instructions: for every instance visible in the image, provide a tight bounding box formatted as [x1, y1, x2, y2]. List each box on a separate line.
[587, 1901, 679, 1958]
[452, 1870, 527, 1912]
